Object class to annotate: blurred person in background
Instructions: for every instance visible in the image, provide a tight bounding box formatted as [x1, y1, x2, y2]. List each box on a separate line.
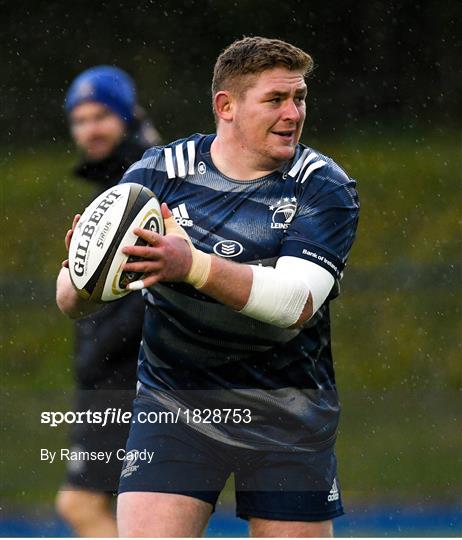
[55, 66, 161, 537]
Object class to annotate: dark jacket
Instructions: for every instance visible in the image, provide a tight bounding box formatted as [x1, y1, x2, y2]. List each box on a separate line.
[73, 115, 160, 390]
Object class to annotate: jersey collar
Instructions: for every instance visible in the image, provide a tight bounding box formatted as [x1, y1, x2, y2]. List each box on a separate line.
[198, 133, 304, 180]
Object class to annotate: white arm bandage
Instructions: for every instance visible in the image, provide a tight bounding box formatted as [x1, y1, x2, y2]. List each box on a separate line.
[239, 256, 335, 328]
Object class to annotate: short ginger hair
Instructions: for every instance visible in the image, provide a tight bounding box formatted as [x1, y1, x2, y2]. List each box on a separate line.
[212, 36, 314, 112]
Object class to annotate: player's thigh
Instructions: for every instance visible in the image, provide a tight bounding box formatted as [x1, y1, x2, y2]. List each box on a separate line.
[117, 491, 212, 537]
[249, 517, 333, 537]
[117, 397, 231, 536]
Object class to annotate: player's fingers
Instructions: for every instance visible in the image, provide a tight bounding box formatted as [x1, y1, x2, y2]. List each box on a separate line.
[141, 274, 161, 288]
[132, 227, 163, 246]
[123, 261, 162, 273]
[65, 215, 81, 251]
[127, 273, 159, 291]
[122, 245, 162, 259]
[72, 214, 81, 230]
[62, 259, 69, 268]
[64, 229, 73, 251]
[127, 279, 144, 291]
[161, 202, 173, 219]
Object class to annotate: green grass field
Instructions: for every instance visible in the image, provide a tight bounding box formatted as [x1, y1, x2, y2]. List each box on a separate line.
[1, 132, 460, 506]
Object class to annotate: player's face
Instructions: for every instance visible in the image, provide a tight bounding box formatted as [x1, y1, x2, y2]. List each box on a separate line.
[70, 102, 126, 161]
[233, 67, 307, 168]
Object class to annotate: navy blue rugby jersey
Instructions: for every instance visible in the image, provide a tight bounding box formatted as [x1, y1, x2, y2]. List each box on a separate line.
[120, 133, 359, 452]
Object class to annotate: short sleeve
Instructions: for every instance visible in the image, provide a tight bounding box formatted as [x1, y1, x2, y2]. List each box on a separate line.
[279, 162, 359, 279]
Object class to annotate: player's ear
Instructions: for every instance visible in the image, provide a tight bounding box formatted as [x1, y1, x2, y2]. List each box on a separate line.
[214, 91, 234, 122]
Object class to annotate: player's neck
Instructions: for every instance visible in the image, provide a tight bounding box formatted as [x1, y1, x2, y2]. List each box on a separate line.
[210, 134, 279, 181]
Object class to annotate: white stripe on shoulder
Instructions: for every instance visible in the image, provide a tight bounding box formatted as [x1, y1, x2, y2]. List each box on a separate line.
[175, 143, 186, 178]
[288, 148, 309, 177]
[299, 152, 318, 177]
[186, 140, 195, 175]
[164, 147, 175, 179]
[288, 149, 318, 177]
[299, 160, 327, 183]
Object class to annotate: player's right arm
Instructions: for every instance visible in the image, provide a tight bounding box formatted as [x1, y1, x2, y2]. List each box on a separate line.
[56, 214, 104, 319]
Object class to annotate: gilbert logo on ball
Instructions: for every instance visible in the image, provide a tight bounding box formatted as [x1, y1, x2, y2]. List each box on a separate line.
[68, 183, 164, 302]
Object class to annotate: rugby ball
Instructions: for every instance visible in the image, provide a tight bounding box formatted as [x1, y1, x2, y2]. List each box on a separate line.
[68, 182, 164, 302]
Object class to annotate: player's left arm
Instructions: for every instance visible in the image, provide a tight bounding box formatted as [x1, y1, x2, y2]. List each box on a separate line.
[198, 254, 326, 329]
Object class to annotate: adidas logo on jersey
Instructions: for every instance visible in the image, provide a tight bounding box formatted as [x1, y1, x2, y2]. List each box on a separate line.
[172, 203, 193, 227]
[327, 478, 339, 502]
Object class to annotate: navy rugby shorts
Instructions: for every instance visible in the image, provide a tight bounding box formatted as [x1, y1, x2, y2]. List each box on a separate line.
[118, 395, 344, 522]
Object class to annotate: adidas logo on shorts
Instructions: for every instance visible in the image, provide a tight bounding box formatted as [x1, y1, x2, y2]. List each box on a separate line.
[172, 203, 193, 227]
[327, 478, 339, 502]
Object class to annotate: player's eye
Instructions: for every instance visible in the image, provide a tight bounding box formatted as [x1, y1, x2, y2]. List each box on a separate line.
[269, 97, 281, 104]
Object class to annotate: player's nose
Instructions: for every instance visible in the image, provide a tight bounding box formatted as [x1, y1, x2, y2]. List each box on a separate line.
[281, 100, 301, 123]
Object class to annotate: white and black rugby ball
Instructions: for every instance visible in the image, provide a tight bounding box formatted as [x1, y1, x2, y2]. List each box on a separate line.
[68, 182, 164, 302]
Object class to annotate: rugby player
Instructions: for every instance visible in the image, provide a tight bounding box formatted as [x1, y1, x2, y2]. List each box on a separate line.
[57, 38, 359, 537]
[55, 66, 160, 536]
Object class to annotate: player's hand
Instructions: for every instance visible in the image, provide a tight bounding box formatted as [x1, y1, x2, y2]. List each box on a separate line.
[62, 214, 81, 268]
[122, 203, 193, 289]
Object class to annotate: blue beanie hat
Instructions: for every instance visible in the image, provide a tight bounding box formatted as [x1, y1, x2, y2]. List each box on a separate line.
[65, 66, 136, 123]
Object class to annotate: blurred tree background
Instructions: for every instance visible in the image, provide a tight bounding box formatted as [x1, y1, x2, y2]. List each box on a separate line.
[1, 0, 460, 526]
